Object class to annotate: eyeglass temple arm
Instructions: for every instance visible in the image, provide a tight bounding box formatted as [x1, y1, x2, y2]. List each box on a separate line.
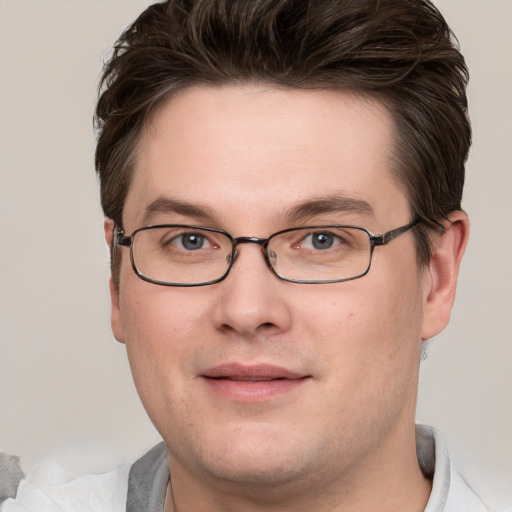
[372, 221, 416, 246]
[113, 228, 132, 247]
[371, 218, 446, 246]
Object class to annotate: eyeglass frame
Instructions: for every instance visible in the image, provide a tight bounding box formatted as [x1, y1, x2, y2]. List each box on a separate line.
[113, 219, 422, 287]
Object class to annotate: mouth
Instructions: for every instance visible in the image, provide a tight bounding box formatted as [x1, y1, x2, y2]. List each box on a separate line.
[201, 363, 310, 402]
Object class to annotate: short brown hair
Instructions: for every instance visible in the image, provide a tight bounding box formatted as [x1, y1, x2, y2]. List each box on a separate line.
[95, 0, 471, 276]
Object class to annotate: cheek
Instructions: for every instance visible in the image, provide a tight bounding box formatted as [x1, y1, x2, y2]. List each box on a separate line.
[120, 281, 208, 344]
[297, 270, 425, 381]
[118, 283, 210, 400]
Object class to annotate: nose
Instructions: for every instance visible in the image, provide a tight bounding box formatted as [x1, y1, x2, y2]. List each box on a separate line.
[212, 243, 292, 338]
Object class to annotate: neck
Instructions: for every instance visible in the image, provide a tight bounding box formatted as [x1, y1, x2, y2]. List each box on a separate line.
[164, 427, 432, 512]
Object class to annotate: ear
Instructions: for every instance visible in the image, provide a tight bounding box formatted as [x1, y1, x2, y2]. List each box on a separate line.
[421, 211, 469, 341]
[104, 219, 125, 344]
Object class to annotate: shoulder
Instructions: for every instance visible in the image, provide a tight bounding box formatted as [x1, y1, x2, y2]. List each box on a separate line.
[0, 448, 130, 512]
[444, 470, 492, 512]
[448, 467, 512, 512]
[418, 425, 512, 512]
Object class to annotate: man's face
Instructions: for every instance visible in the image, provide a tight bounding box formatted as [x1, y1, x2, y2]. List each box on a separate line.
[110, 85, 433, 491]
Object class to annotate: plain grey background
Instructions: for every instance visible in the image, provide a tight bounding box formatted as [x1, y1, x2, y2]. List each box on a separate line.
[1, 0, 511, 491]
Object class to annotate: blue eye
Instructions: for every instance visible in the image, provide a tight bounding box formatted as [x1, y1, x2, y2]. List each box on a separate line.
[303, 232, 342, 250]
[158, 228, 223, 254]
[311, 233, 334, 249]
[164, 232, 213, 251]
[179, 233, 207, 250]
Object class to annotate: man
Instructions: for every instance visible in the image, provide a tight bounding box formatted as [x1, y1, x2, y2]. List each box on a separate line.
[95, 0, 476, 510]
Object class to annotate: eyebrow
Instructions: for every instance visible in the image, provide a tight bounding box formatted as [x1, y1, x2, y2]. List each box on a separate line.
[140, 193, 374, 227]
[141, 197, 215, 225]
[284, 194, 374, 224]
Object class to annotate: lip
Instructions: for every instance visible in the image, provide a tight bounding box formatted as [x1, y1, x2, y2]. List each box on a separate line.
[201, 363, 310, 402]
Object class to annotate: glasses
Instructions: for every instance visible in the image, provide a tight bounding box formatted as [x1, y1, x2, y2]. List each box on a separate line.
[114, 221, 419, 287]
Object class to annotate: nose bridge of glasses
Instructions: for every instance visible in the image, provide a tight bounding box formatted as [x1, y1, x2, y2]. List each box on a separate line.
[230, 236, 275, 269]
[232, 236, 268, 247]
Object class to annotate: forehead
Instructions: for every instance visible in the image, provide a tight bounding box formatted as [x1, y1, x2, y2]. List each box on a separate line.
[123, 84, 408, 231]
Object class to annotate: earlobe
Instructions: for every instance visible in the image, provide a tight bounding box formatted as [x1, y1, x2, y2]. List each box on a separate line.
[104, 219, 126, 344]
[421, 211, 469, 341]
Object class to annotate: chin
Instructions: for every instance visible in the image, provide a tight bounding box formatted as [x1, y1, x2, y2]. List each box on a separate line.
[173, 425, 320, 489]
[202, 452, 312, 491]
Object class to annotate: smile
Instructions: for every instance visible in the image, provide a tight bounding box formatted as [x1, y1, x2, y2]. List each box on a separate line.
[201, 364, 310, 402]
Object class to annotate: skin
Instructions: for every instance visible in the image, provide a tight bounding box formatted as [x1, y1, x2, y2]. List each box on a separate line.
[105, 85, 468, 511]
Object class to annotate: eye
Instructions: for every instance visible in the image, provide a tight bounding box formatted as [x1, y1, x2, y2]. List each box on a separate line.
[169, 232, 213, 251]
[301, 231, 343, 250]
